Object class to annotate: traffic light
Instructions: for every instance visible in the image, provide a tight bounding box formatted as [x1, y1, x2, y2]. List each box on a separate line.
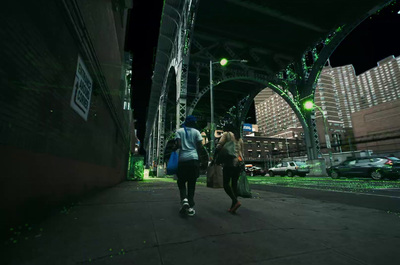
[303, 100, 314, 111]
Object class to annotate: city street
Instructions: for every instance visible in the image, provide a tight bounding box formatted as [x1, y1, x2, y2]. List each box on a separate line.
[248, 176, 400, 213]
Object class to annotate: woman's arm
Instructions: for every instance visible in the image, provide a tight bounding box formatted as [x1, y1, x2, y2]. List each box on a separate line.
[215, 132, 228, 151]
[214, 132, 227, 159]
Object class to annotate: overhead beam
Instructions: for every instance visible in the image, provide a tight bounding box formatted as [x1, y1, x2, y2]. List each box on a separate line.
[194, 26, 298, 54]
[224, 0, 325, 32]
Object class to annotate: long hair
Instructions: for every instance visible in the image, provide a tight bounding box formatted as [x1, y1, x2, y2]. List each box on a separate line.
[224, 123, 240, 141]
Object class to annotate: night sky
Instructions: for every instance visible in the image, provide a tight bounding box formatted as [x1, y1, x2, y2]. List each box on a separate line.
[330, 2, 400, 74]
[126, 1, 164, 148]
[126, 1, 400, 152]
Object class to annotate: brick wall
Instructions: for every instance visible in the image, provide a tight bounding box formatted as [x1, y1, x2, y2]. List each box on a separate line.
[351, 99, 400, 154]
[0, 0, 132, 229]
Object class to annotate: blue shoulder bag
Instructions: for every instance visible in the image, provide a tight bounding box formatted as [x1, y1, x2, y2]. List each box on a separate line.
[167, 151, 179, 175]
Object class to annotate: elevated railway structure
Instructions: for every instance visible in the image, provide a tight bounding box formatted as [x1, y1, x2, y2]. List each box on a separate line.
[144, 0, 393, 173]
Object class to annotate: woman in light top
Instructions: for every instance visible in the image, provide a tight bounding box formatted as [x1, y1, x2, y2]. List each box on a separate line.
[215, 123, 244, 213]
[175, 115, 203, 216]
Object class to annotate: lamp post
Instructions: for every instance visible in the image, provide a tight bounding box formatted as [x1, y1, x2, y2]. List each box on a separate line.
[294, 133, 299, 156]
[209, 58, 248, 160]
[285, 132, 290, 158]
[303, 101, 333, 167]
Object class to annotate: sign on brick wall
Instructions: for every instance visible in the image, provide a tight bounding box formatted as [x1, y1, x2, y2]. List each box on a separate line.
[70, 56, 93, 121]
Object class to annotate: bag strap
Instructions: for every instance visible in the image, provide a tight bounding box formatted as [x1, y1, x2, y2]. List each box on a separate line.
[226, 132, 231, 141]
[227, 132, 239, 159]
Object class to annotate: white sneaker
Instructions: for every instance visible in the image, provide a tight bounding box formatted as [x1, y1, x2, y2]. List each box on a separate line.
[179, 199, 189, 214]
[187, 208, 195, 217]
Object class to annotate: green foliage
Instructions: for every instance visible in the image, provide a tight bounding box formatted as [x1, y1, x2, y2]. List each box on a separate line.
[134, 159, 144, 180]
[128, 155, 144, 181]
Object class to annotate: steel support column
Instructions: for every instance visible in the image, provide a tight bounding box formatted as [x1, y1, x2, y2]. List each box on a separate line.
[302, 109, 320, 160]
[176, 0, 198, 129]
[156, 99, 167, 176]
[152, 119, 158, 171]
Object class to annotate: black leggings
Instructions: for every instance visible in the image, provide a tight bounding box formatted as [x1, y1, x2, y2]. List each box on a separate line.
[223, 165, 241, 206]
[177, 160, 199, 207]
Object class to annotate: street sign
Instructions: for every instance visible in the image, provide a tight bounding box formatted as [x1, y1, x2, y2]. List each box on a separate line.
[243, 123, 252, 132]
[70, 55, 92, 121]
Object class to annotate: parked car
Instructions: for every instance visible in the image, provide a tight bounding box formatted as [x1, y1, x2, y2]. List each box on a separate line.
[327, 156, 400, 180]
[268, 161, 310, 177]
[386, 156, 400, 163]
[245, 166, 265, 176]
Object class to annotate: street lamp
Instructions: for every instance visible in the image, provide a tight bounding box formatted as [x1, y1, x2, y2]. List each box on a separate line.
[209, 58, 248, 159]
[285, 131, 290, 158]
[303, 100, 333, 167]
[294, 133, 300, 156]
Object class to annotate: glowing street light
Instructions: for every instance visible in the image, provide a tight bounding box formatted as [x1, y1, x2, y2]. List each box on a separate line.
[220, 58, 228, 66]
[303, 100, 314, 111]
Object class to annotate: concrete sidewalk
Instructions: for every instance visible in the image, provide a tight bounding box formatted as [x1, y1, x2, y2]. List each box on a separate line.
[3, 178, 400, 265]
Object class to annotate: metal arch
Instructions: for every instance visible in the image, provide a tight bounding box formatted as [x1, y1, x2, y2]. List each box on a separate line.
[305, 9, 388, 90]
[188, 71, 309, 141]
[147, 0, 394, 166]
[288, 2, 391, 160]
[155, 64, 179, 170]
[155, 50, 172, 71]
[158, 34, 175, 54]
[155, 67, 174, 170]
[156, 96, 167, 174]
[152, 118, 158, 168]
[144, 0, 183, 153]
[148, 0, 195, 171]
[185, 70, 313, 159]
[176, 0, 199, 129]
[165, 5, 181, 20]
[284, 62, 320, 160]
[239, 82, 307, 129]
[187, 73, 284, 115]
[163, 3, 182, 25]
[184, 57, 318, 161]
[186, 72, 307, 132]
[163, 14, 180, 33]
[235, 81, 319, 159]
[149, 55, 177, 170]
[292, 2, 392, 99]
[147, 131, 151, 167]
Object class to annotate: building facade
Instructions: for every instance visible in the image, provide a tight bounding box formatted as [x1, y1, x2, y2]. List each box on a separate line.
[351, 99, 400, 156]
[243, 135, 306, 169]
[255, 55, 400, 154]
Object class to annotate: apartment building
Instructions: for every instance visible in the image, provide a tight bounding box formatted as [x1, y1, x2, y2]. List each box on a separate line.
[255, 55, 400, 154]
